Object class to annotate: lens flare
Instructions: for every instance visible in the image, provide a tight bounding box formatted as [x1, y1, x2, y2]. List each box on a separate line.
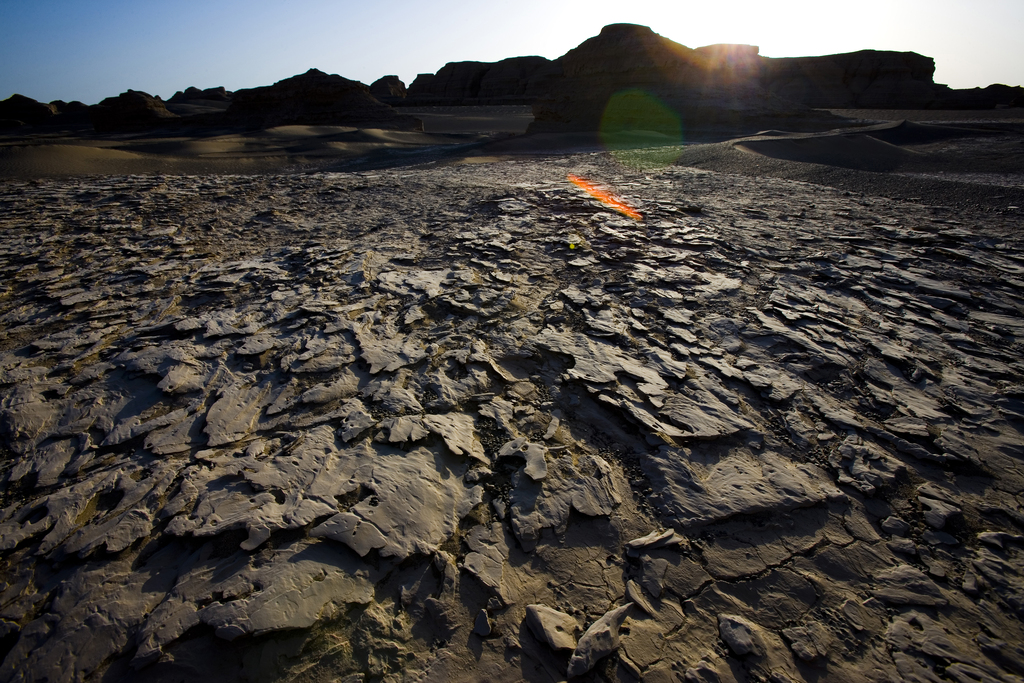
[600, 89, 684, 171]
[567, 174, 643, 221]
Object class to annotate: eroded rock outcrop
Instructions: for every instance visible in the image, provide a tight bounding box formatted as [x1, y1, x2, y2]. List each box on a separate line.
[528, 23, 827, 135]
[369, 75, 407, 103]
[406, 56, 556, 104]
[0, 94, 58, 126]
[168, 86, 233, 103]
[89, 90, 179, 132]
[764, 50, 939, 109]
[931, 82, 1024, 109]
[224, 68, 421, 130]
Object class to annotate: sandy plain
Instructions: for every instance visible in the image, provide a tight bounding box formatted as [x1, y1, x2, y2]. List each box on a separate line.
[0, 108, 1023, 683]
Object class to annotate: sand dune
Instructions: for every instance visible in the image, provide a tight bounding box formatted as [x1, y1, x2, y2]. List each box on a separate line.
[729, 119, 1014, 172]
[734, 133, 916, 171]
[0, 144, 158, 176]
[0, 126, 491, 177]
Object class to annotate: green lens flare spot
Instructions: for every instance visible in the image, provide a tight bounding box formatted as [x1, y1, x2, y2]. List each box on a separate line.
[600, 89, 684, 171]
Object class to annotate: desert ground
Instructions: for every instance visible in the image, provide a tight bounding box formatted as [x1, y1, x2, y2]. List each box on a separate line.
[0, 109, 1023, 683]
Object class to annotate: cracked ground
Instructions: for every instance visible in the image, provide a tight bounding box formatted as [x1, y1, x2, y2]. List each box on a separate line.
[1, 150, 1024, 683]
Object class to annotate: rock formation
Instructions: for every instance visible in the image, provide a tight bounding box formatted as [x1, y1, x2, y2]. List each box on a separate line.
[164, 86, 233, 118]
[224, 68, 421, 130]
[168, 86, 232, 103]
[763, 50, 939, 109]
[763, 53, 1024, 109]
[405, 25, 1021, 118]
[369, 75, 407, 103]
[0, 94, 57, 126]
[528, 24, 827, 135]
[409, 61, 489, 101]
[930, 83, 1024, 109]
[48, 99, 93, 126]
[406, 56, 557, 104]
[89, 90, 179, 132]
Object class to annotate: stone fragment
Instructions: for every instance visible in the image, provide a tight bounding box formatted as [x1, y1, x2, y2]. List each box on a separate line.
[886, 611, 962, 661]
[310, 512, 387, 556]
[888, 538, 918, 555]
[422, 413, 487, 463]
[682, 660, 722, 683]
[337, 399, 376, 441]
[625, 579, 656, 616]
[157, 364, 205, 394]
[644, 447, 837, 527]
[199, 541, 374, 640]
[871, 565, 948, 606]
[525, 604, 577, 651]
[919, 497, 960, 530]
[567, 603, 632, 677]
[378, 416, 430, 443]
[921, 530, 958, 546]
[511, 453, 620, 552]
[461, 523, 509, 602]
[881, 516, 911, 537]
[718, 614, 761, 656]
[299, 368, 359, 404]
[978, 532, 1024, 549]
[473, 609, 492, 637]
[624, 528, 687, 557]
[204, 381, 271, 446]
[781, 621, 831, 662]
[357, 331, 428, 374]
[641, 555, 670, 598]
[317, 445, 482, 560]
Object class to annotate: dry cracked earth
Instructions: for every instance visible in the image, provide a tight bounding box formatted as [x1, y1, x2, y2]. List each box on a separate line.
[1, 153, 1023, 683]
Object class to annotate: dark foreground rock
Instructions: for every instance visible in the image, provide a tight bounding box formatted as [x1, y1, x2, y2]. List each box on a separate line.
[0, 142, 1022, 682]
[224, 68, 421, 130]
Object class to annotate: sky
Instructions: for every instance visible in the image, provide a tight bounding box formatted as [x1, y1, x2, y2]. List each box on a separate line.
[1, 0, 1021, 104]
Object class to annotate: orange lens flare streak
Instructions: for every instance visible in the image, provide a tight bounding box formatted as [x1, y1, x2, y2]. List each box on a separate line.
[567, 174, 642, 221]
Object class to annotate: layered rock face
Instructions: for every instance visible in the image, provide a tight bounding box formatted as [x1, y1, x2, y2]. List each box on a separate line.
[528, 24, 819, 135]
[764, 53, 1024, 109]
[407, 56, 556, 104]
[164, 86, 233, 118]
[528, 24, 1024, 133]
[224, 68, 421, 130]
[89, 90, 179, 132]
[763, 50, 940, 109]
[167, 86, 233, 104]
[409, 62, 488, 101]
[369, 75, 407, 103]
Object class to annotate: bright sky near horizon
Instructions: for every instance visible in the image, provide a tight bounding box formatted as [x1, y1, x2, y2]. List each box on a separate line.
[1, 0, 1021, 104]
